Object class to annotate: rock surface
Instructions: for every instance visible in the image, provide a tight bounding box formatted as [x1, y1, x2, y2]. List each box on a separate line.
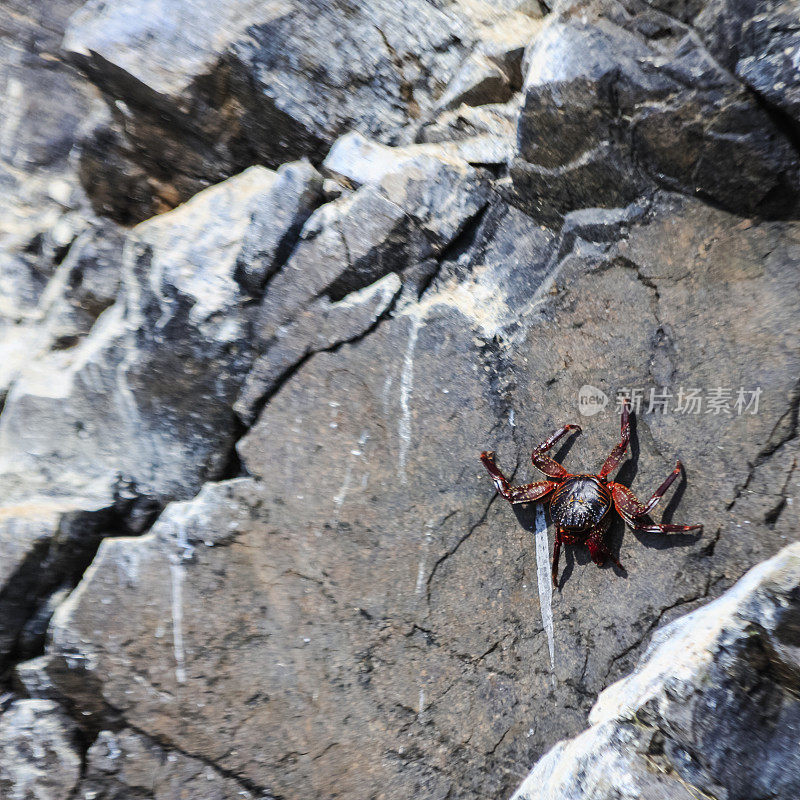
[0, 0, 799, 799]
[0, 699, 81, 800]
[25, 191, 800, 800]
[511, 0, 800, 221]
[77, 728, 269, 800]
[512, 542, 800, 800]
[62, 0, 536, 220]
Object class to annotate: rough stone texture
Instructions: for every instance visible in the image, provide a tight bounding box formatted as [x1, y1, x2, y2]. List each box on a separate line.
[512, 542, 800, 800]
[416, 98, 521, 165]
[0, 699, 81, 800]
[0, 0, 108, 399]
[435, 53, 513, 113]
[0, 166, 306, 506]
[648, 0, 800, 127]
[236, 272, 402, 424]
[511, 0, 800, 221]
[77, 728, 269, 800]
[0, 163, 323, 676]
[26, 191, 800, 800]
[61, 0, 534, 220]
[252, 140, 491, 350]
[1, 0, 800, 799]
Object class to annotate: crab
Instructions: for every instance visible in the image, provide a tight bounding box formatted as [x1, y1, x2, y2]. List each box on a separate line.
[480, 400, 702, 588]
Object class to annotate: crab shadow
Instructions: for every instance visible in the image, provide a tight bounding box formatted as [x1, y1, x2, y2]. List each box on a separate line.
[508, 410, 699, 590]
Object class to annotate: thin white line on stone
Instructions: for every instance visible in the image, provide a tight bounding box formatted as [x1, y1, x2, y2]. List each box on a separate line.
[398, 317, 423, 484]
[534, 504, 555, 682]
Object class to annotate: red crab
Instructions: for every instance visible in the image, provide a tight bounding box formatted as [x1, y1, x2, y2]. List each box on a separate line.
[480, 400, 702, 588]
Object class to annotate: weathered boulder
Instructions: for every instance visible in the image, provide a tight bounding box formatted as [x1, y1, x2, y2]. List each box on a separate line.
[77, 728, 268, 800]
[512, 542, 800, 800]
[511, 0, 800, 220]
[0, 699, 81, 800]
[0, 164, 324, 672]
[31, 190, 800, 800]
[61, 0, 534, 219]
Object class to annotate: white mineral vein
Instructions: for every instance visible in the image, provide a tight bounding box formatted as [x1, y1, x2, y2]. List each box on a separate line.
[534, 504, 556, 680]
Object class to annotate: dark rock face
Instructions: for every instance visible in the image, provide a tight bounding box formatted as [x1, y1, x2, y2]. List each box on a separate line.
[0, 0, 799, 799]
[26, 191, 800, 800]
[649, 0, 800, 126]
[511, 0, 800, 221]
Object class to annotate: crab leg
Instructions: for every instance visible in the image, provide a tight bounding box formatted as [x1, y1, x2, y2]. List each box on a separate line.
[599, 398, 630, 479]
[531, 423, 581, 479]
[610, 475, 702, 534]
[551, 534, 562, 589]
[585, 520, 623, 569]
[480, 452, 556, 504]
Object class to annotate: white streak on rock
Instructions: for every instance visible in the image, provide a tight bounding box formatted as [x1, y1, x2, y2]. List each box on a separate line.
[534, 504, 555, 681]
[115, 342, 140, 426]
[332, 429, 369, 526]
[415, 529, 433, 595]
[333, 464, 353, 514]
[168, 520, 193, 687]
[398, 317, 423, 484]
[0, 78, 25, 162]
[169, 555, 187, 686]
[382, 372, 394, 417]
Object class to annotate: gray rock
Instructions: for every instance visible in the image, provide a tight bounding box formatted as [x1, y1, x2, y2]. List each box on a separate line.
[77, 728, 267, 800]
[512, 542, 800, 800]
[736, 4, 800, 126]
[0, 217, 126, 403]
[39, 191, 800, 800]
[0, 133, 499, 678]
[238, 138, 492, 421]
[254, 185, 429, 345]
[0, 700, 81, 800]
[464, 7, 545, 90]
[40, 221, 126, 349]
[61, 0, 541, 218]
[1, 2, 800, 799]
[417, 98, 520, 147]
[0, 167, 280, 506]
[0, 0, 112, 397]
[236, 272, 402, 424]
[60, 0, 482, 214]
[329, 110, 520, 174]
[0, 164, 324, 671]
[235, 160, 324, 295]
[435, 53, 513, 113]
[648, 0, 800, 127]
[256, 139, 490, 344]
[511, 0, 800, 220]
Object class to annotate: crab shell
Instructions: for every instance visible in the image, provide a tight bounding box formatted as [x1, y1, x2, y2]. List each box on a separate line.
[549, 475, 612, 532]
